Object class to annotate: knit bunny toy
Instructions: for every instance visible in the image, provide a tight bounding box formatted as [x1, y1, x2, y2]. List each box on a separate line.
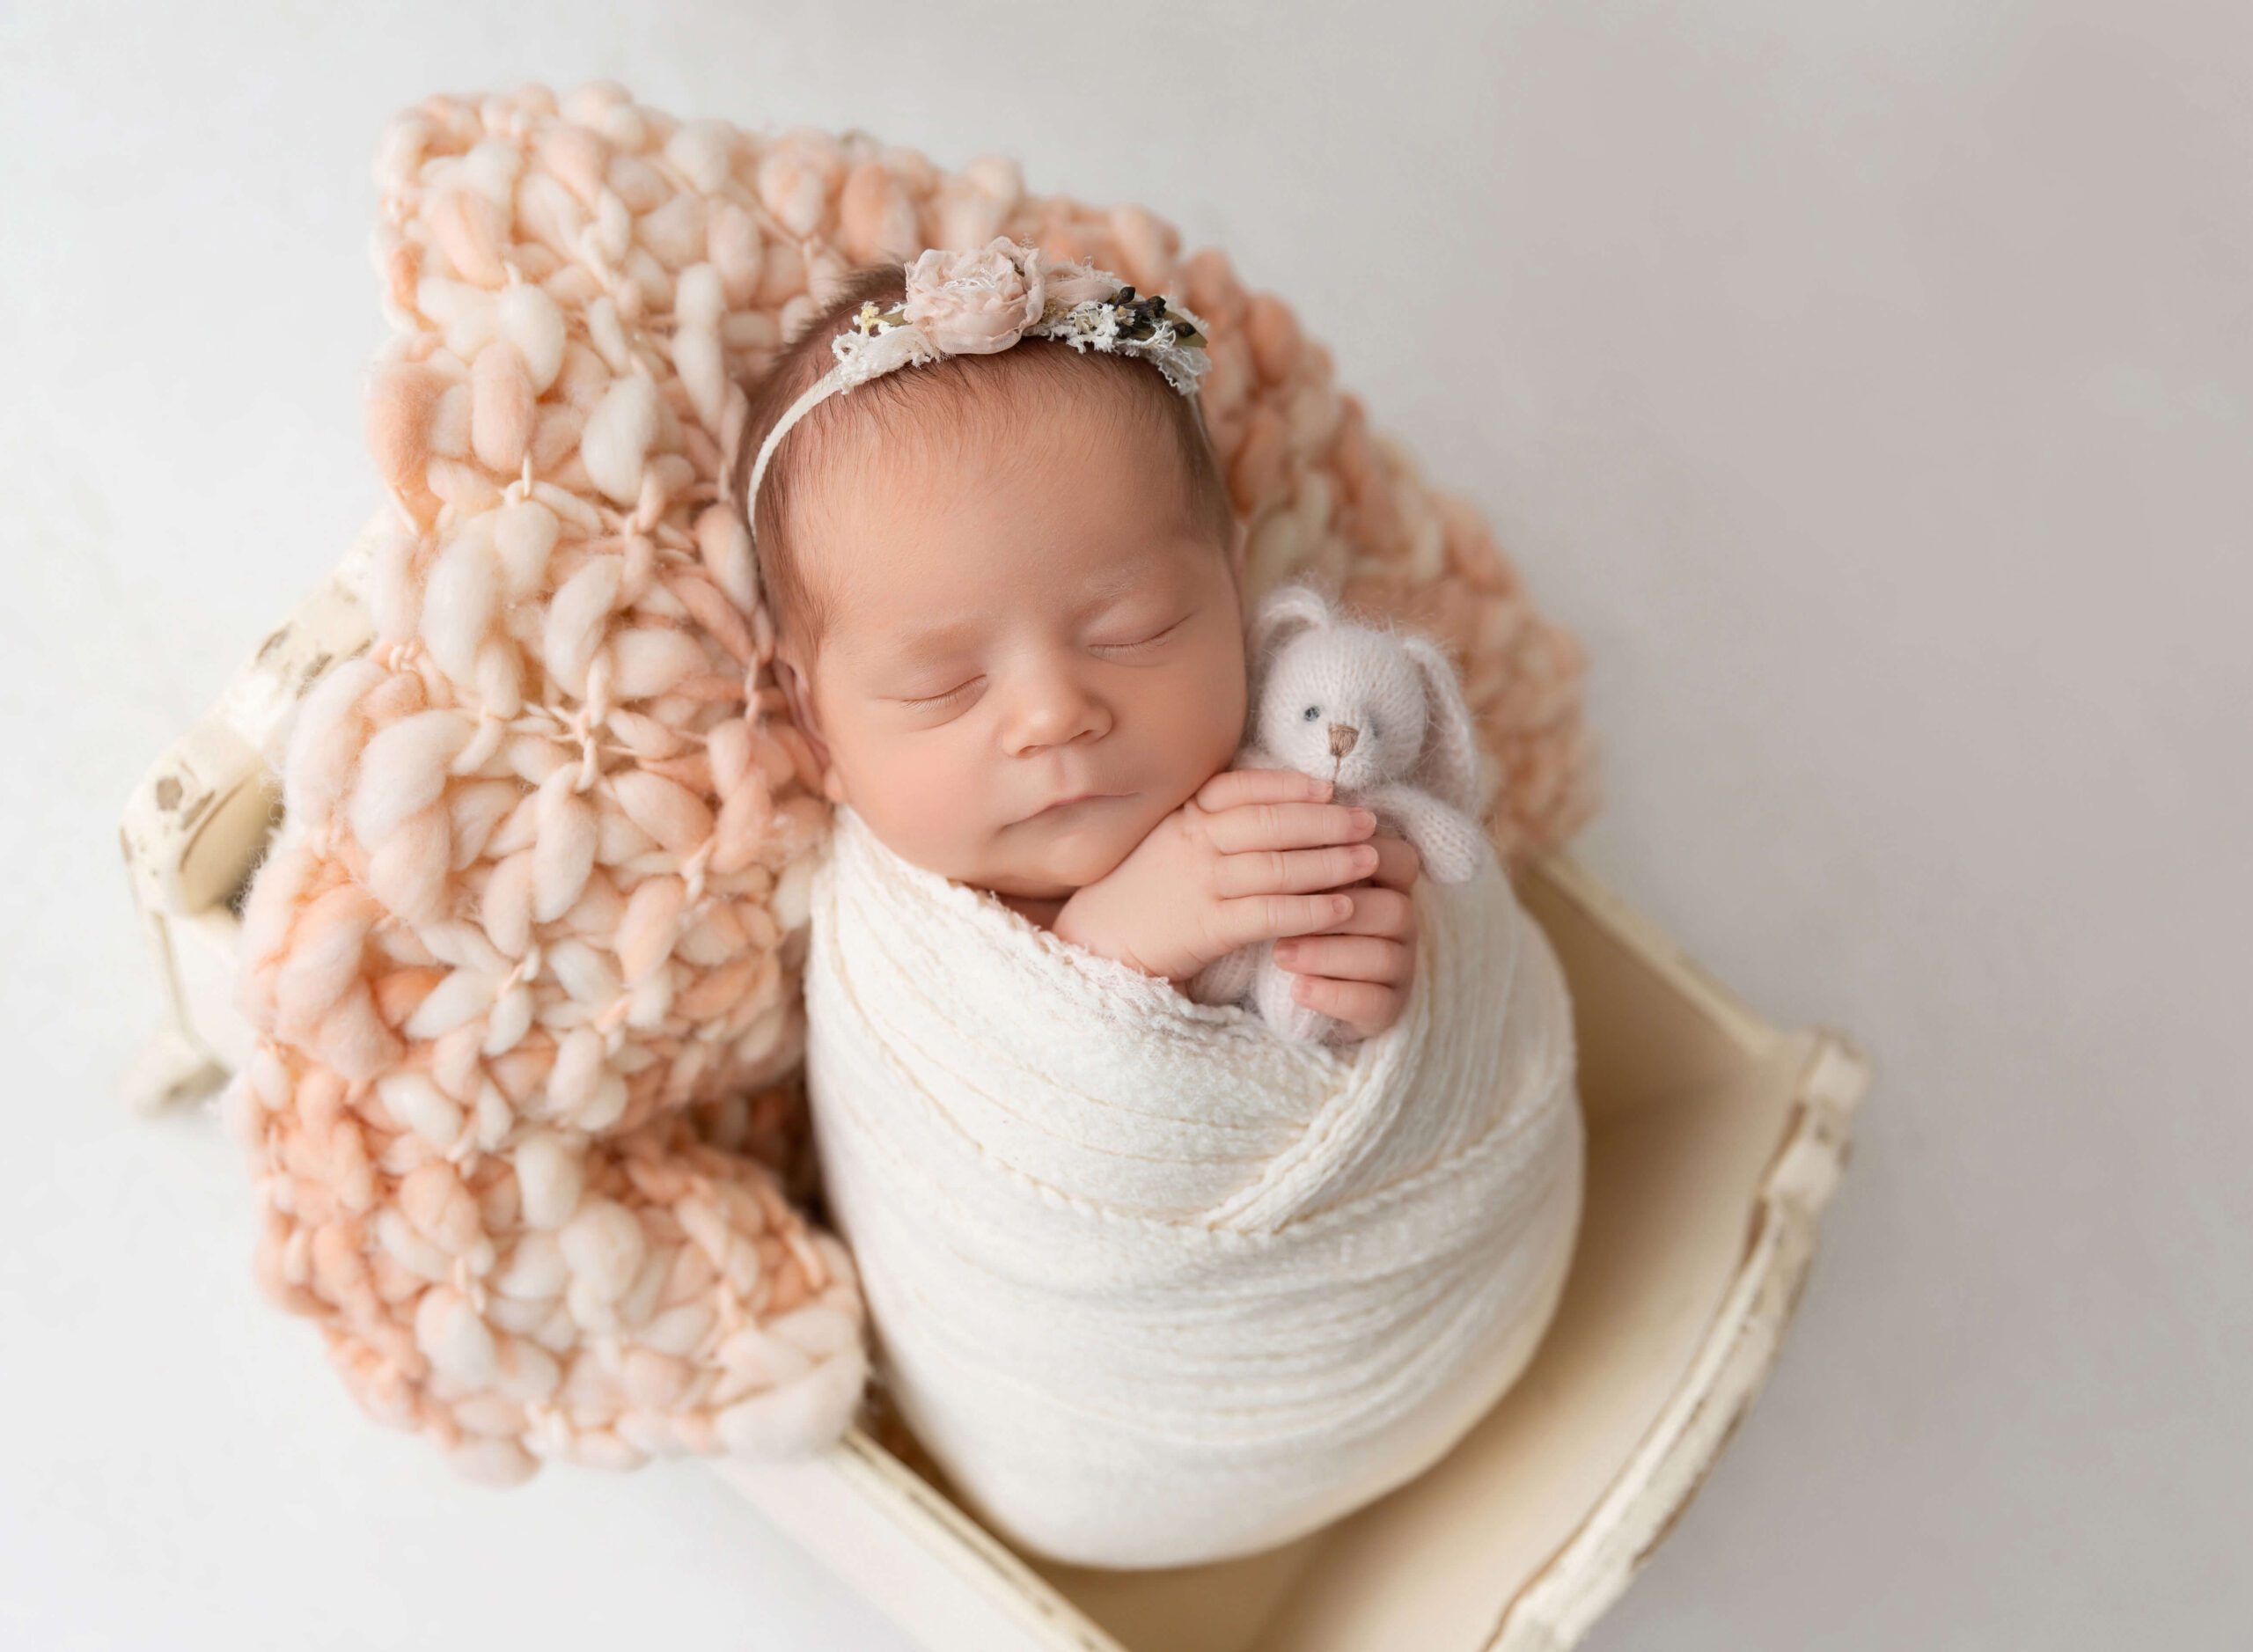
[1187, 582, 1496, 1043]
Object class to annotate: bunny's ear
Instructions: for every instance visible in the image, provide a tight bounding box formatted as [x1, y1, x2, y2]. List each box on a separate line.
[1244, 580, 1334, 675]
[1403, 633, 1493, 818]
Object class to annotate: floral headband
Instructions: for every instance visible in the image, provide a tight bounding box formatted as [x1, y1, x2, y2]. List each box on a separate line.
[739, 236, 1214, 523]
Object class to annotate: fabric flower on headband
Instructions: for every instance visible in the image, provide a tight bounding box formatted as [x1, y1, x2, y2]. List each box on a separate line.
[739, 236, 1215, 524]
[845, 236, 1212, 391]
[899, 239, 1049, 352]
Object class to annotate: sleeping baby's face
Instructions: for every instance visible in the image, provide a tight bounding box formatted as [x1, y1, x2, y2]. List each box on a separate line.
[772, 389, 1250, 904]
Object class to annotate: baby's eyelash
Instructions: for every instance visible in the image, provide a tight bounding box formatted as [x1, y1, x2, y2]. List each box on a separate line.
[1094, 616, 1187, 653]
[900, 678, 980, 709]
[896, 617, 1188, 709]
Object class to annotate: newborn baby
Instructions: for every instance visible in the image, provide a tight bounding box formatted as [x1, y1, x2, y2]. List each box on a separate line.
[736, 256, 1424, 1039]
[730, 244, 1582, 1568]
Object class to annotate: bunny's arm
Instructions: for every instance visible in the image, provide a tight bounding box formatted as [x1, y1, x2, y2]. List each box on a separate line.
[1354, 784, 1491, 885]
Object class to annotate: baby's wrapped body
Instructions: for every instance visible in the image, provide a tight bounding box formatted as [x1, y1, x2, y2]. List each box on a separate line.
[802, 802, 1584, 1569]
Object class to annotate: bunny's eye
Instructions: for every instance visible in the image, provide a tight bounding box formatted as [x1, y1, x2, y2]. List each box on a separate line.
[1302, 704, 1322, 723]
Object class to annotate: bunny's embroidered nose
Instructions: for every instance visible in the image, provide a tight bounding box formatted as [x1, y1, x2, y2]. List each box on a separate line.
[1328, 723, 1358, 758]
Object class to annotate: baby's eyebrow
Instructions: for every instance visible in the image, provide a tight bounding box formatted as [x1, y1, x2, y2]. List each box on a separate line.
[888, 617, 984, 658]
[1080, 554, 1171, 605]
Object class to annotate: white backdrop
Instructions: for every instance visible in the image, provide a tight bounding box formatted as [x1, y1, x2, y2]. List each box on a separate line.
[4, 3, 2244, 1648]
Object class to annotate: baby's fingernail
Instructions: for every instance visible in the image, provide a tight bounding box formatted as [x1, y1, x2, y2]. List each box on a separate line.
[1351, 809, 1376, 831]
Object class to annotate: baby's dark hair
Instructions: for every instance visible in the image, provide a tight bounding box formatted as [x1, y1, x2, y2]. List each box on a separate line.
[731, 261, 1238, 662]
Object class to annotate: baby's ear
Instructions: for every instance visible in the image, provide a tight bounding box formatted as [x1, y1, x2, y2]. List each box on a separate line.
[772, 653, 848, 804]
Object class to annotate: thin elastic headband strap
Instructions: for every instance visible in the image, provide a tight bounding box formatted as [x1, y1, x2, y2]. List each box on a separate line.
[743, 364, 847, 528]
[742, 315, 943, 531]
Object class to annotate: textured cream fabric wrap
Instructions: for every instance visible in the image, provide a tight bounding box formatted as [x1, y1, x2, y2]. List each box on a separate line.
[801, 803, 1584, 1568]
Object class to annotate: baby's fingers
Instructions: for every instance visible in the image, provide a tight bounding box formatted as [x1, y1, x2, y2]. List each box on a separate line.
[1310, 885, 1418, 943]
[1204, 798, 1376, 855]
[1292, 975, 1405, 1040]
[1213, 839, 1380, 899]
[1194, 767, 1332, 813]
[1273, 934, 1413, 985]
[1213, 890, 1359, 954]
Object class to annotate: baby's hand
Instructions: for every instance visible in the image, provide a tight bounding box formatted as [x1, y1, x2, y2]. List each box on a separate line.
[1273, 832, 1421, 1039]
[1052, 768, 1382, 986]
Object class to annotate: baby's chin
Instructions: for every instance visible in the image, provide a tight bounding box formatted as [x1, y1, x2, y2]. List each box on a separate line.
[973, 803, 1152, 899]
[978, 841, 1131, 900]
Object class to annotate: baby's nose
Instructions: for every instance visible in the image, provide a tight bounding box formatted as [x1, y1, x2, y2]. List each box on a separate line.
[1328, 723, 1358, 758]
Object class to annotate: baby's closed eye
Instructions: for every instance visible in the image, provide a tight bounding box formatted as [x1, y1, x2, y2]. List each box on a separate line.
[887, 607, 1197, 713]
[898, 676, 981, 710]
[1090, 612, 1190, 653]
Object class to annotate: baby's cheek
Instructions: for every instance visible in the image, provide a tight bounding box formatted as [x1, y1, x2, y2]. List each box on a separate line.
[1149, 658, 1249, 791]
[836, 738, 965, 850]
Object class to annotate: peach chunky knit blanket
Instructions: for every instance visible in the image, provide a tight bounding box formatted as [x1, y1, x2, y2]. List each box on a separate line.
[804, 804, 1584, 1568]
[224, 81, 1598, 1487]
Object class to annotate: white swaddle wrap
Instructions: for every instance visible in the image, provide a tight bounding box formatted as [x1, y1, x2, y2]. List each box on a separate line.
[801, 802, 1584, 1568]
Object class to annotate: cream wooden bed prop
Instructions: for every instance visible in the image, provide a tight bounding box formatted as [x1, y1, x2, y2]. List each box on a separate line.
[120, 558, 1869, 1649]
